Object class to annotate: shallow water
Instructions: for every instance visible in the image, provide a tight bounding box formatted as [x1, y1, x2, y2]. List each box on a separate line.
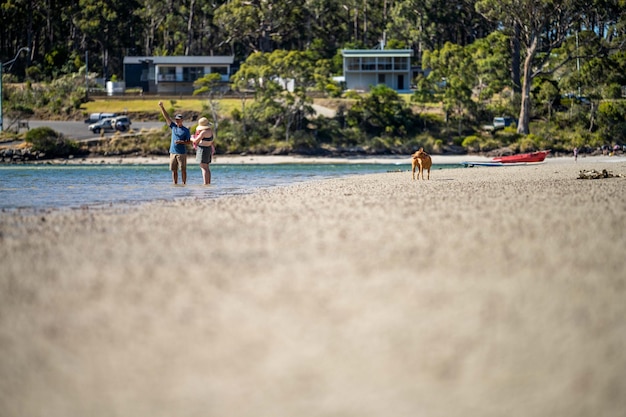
[0, 162, 457, 210]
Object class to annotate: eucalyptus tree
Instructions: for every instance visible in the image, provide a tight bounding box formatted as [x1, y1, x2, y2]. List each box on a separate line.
[231, 50, 316, 143]
[422, 42, 477, 135]
[214, 0, 307, 55]
[338, 0, 391, 47]
[467, 31, 512, 102]
[475, 0, 591, 134]
[266, 50, 316, 142]
[536, 79, 559, 121]
[1, 0, 78, 78]
[386, 0, 496, 61]
[193, 72, 224, 139]
[72, 0, 142, 79]
[302, 0, 355, 57]
[134, 0, 170, 55]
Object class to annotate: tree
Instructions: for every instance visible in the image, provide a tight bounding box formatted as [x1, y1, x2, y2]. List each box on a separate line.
[214, 0, 308, 54]
[536, 79, 559, 121]
[386, 0, 496, 60]
[230, 50, 316, 143]
[193, 73, 225, 140]
[475, 0, 590, 134]
[72, 0, 141, 80]
[347, 84, 415, 137]
[423, 42, 477, 136]
[467, 31, 512, 102]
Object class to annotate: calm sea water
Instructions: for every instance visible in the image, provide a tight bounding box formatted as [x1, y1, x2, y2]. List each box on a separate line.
[0, 162, 457, 211]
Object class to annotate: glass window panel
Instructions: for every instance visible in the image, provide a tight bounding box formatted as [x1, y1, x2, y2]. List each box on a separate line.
[362, 57, 376, 71]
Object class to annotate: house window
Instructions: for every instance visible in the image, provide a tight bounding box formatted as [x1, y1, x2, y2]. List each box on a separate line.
[394, 57, 408, 70]
[158, 66, 177, 81]
[347, 57, 360, 71]
[378, 74, 386, 84]
[362, 57, 376, 71]
[210, 66, 228, 75]
[378, 57, 392, 71]
[183, 67, 204, 82]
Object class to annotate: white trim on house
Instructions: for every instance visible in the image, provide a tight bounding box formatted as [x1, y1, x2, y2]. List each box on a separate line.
[123, 56, 234, 65]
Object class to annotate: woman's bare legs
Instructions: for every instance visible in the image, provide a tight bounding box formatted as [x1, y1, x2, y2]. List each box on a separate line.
[200, 163, 211, 185]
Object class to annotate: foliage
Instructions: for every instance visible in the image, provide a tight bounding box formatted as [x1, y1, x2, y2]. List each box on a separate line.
[596, 101, 626, 144]
[193, 72, 225, 139]
[603, 84, 622, 99]
[423, 42, 478, 131]
[346, 85, 417, 138]
[467, 31, 512, 101]
[518, 134, 545, 153]
[2, 0, 626, 157]
[476, 0, 601, 134]
[24, 127, 82, 158]
[95, 131, 170, 156]
[535, 80, 560, 121]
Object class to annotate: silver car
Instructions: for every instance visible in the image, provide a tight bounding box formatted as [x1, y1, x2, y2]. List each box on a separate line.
[88, 117, 116, 133]
[112, 116, 132, 132]
[88, 116, 131, 133]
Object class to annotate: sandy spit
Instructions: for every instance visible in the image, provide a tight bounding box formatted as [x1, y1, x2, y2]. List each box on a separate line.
[1, 158, 625, 417]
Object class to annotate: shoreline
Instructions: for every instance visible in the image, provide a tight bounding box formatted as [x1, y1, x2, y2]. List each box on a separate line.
[1, 158, 625, 416]
[6, 153, 626, 166]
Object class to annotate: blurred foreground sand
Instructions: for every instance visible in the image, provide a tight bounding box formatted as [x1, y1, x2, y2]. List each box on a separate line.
[1, 157, 625, 417]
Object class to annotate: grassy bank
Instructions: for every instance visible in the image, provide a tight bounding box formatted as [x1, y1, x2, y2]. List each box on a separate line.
[81, 98, 242, 118]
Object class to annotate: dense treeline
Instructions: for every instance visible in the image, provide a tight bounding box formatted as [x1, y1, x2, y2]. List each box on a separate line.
[1, 0, 497, 80]
[2, 0, 626, 156]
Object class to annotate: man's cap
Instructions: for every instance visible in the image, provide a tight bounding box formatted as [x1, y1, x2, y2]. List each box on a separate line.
[174, 114, 183, 120]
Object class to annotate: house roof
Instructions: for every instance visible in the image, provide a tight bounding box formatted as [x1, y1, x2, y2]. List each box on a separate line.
[341, 49, 413, 58]
[123, 56, 234, 65]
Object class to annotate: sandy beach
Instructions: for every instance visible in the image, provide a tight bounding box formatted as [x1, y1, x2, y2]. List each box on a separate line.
[1, 156, 625, 417]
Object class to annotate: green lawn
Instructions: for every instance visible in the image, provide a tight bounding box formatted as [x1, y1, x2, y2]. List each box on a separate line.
[81, 98, 243, 115]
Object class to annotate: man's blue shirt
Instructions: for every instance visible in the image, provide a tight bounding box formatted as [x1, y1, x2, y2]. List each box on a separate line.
[168, 122, 191, 154]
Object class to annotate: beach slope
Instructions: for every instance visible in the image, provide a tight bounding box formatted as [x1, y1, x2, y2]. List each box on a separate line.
[1, 158, 625, 417]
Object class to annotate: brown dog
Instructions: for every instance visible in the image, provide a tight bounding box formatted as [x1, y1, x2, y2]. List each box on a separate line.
[411, 148, 432, 180]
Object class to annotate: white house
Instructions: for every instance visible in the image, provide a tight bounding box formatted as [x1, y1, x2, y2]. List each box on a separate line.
[123, 55, 235, 95]
[341, 48, 413, 93]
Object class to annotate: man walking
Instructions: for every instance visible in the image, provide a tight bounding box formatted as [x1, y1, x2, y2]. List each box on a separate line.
[159, 101, 191, 184]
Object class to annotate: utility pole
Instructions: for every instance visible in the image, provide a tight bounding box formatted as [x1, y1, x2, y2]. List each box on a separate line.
[576, 31, 581, 97]
[0, 60, 3, 132]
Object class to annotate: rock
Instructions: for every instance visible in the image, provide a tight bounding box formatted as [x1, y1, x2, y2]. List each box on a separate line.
[578, 169, 622, 179]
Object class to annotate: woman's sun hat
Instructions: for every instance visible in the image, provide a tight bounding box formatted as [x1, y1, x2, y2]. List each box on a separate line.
[196, 117, 212, 131]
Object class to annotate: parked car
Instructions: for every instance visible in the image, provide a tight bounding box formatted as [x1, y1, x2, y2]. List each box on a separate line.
[493, 117, 516, 130]
[88, 116, 132, 133]
[112, 115, 131, 132]
[88, 118, 116, 133]
[482, 116, 517, 132]
[84, 112, 118, 124]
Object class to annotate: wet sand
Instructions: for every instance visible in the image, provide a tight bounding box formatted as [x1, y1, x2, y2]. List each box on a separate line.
[1, 157, 625, 417]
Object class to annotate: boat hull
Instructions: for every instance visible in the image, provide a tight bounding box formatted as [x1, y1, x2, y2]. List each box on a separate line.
[492, 150, 550, 163]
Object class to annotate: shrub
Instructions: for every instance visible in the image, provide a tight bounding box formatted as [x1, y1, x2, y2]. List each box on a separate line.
[518, 134, 543, 152]
[596, 100, 626, 143]
[343, 90, 361, 100]
[24, 127, 82, 158]
[603, 84, 623, 99]
[462, 135, 481, 152]
[324, 83, 343, 98]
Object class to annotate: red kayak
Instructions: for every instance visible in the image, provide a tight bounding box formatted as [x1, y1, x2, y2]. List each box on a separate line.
[492, 150, 550, 163]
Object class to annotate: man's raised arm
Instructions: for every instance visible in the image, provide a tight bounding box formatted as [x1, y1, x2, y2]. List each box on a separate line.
[158, 101, 172, 125]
